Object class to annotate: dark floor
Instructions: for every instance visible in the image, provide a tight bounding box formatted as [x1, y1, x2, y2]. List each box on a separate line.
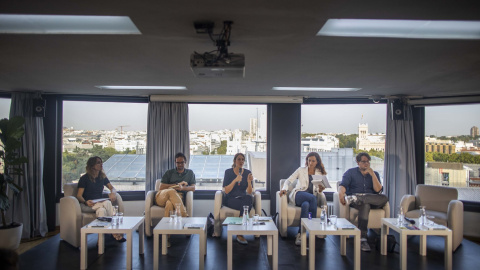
[19, 227, 480, 270]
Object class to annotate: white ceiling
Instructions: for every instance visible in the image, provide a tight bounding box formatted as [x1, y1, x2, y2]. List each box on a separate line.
[1, 0, 480, 100]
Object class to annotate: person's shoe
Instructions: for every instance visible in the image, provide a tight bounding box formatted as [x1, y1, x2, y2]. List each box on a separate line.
[236, 235, 248, 245]
[295, 233, 302, 246]
[361, 238, 371, 252]
[345, 195, 358, 205]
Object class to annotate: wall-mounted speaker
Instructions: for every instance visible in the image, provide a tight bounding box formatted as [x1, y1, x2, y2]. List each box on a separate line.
[391, 100, 405, 120]
[33, 99, 46, 117]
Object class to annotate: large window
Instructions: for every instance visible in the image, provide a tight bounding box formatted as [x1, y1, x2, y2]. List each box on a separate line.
[189, 104, 267, 191]
[301, 104, 387, 190]
[425, 104, 480, 201]
[0, 98, 10, 119]
[62, 101, 148, 191]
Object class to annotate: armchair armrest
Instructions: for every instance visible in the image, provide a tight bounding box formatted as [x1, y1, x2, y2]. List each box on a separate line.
[185, 191, 193, 217]
[59, 196, 83, 248]
[213, 191, 224, 237]
[114, 193, 124, 214]
[400, 194, 416, 213]
[145, 190, 156, 236]
[253, 191, 262, 215]
[448, 200, 463, 251]
[277, 190, 289, 237]
[383, 201, 390, 218]
[333, 192, 350, 219]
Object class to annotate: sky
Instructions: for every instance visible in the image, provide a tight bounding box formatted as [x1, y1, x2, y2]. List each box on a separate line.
[0, 98, 479, 136]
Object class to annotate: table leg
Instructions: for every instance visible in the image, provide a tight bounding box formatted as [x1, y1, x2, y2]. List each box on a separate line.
[400, 232, 407, 270]
[80, 231, 87, 270]
[309, 233, 315, 270]
[199, 232, 205, 270]
[162, 234, 167, 255]
[139, 221, 144, 255]
[267, 235, 272, 255]
[227, 231, 233, 270]
[204, 228, 207, 256]
[98, 233, 104, 254]
[153, 232, 159, 270]
[340, 235, 346, 255]
[301, 224, 307, 256]
[380, 224, 387, 255]
[273, 233, 278, 270]
[420, 234, 427, 256]
[445, 233, 452, 270]
[126, 231, 132, 270]
[354, 233, 360, 270]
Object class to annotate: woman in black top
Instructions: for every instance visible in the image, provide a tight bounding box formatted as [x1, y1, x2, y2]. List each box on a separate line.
[76, 156, 124, 242]
[222, 153, 254, 244]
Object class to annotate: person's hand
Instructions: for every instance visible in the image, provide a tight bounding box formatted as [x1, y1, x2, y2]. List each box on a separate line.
[279, 190, 287, 197]
[366, 167, 375, 176]
[317, 185, 325, 193]
[108, 192, 117, 202]
[247, 173, 253, 182]
[179, 181, 188, 187]
[85, 200, 94, 207]
[339, 193, 346, 205]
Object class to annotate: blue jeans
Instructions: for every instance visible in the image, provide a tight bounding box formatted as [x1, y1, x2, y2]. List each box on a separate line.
[295, 191, 317, 233]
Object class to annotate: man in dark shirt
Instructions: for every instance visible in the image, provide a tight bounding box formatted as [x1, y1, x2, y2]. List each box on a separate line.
[339, 152, 389, 252]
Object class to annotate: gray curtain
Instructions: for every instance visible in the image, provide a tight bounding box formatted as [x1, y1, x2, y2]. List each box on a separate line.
[9, 92, 48, 238]
[384, 99, 417, 217]
[145, 102, 189, 192]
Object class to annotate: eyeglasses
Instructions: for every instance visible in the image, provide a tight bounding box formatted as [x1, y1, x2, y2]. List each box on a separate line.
[96, 161, 103, 164]
[176, 161, 186, 164]
[359, 160, 370, 164]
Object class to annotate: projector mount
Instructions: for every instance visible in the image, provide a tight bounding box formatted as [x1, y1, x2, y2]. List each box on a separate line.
[193, 21, 237, 66]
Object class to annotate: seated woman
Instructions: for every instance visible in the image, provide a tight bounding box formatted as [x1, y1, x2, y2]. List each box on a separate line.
[76, 156, 125, 242]
[279, 152, 329, 246]
[222, 153, 254, 245]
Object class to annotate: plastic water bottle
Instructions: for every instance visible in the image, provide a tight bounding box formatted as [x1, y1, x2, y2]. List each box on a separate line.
[419, 206, 426, 225]
[397, 207, 404, 226]
[242, 205, 249, 226]
[320, 206, 326, 225]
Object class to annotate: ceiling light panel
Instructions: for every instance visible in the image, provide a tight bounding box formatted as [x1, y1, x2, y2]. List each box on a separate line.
[0, 14, 141, 34]
[272, 87, 361, 91]
[317, 19, 480, 40]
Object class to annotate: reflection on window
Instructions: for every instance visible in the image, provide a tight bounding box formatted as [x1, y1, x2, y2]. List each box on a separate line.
[62, 101, 147, 191]
[189, 104, 267, 191]
[425, 104, 480, 201]
[301, 104, 386, 190]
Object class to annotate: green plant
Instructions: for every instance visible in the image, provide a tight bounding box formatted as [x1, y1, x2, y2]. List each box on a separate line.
[0, 116, 28, 228]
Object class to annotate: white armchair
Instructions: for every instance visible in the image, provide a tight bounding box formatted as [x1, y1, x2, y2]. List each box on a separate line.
[333, 182, 390, 230]
[60, 183, 124, 248]
[400, 184, 463, 251]
[276, 179, 327, 237]
[145, 179, 193, 236]
[213, 190, 262, 237]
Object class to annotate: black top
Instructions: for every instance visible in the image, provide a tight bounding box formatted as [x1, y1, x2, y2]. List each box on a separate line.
[222, 168, 252, 198]
[77, 174, 110, 201]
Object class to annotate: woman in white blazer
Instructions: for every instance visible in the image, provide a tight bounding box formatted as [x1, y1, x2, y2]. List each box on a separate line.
[279, 152, 328, 245]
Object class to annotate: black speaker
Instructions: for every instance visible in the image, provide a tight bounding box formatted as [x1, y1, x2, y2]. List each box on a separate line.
[33, 99, 46, 117]
[391, 100, 405, 120]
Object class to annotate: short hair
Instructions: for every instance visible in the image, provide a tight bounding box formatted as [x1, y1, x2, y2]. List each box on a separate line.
[175, 152, 187, 161]
[356, 152, 371, 162]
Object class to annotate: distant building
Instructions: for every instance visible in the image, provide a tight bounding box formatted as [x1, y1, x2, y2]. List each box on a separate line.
[356, 123, 385, 151]
[425, 162, 468, 187]
[301, 135, 339, 152]
[425, 137, 456, 154]
[471, 126, 479, 137]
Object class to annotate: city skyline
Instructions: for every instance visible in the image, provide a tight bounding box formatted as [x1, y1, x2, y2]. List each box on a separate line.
[0, 98, 479, 136]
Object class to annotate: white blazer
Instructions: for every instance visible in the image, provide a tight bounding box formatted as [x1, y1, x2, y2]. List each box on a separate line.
[281, 167, 327, 205]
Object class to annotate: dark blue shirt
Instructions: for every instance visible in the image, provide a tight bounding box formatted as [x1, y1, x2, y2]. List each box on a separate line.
[222, 168, 252, 198]
[77, 174, 110, 201]
[339, 167, 381, 195]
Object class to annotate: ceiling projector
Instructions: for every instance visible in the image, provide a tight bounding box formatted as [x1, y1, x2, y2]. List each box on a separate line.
[190, 53, 245, 78]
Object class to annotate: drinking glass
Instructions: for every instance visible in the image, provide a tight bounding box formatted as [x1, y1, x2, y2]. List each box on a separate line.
[175, 203, 182, 223]
[253, 214, 259, 224]
[426, 215, 435, 226]
[330, 215, 337, 228]
[112, 215, 119, 226]
[118, 212, 124, 224]
[170, 210, 177, 223]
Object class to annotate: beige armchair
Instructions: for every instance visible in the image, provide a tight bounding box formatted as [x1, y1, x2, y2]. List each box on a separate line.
[213, 190, 262, 237]
[145, 179, 193, 236]
[400, 184, 463, 251]
[60, 183, 124, 248]
[276, 179, 328, 237]
[333, 182, 390, 230]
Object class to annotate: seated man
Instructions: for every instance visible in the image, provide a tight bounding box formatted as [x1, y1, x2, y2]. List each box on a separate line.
[339, 152, 389, 252]
[155, 152, 196, 219]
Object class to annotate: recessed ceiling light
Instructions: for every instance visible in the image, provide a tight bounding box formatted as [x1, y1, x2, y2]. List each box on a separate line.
[96, 86, 187, 90]
[0, 14, 141, 34]
[272, 87, 361, 91]
[317, 19, 480, 40]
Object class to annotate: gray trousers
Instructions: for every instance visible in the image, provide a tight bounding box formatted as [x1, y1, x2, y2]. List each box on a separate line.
[350, 194, 389, 238]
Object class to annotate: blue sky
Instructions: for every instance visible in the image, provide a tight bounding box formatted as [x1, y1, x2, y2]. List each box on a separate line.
[0, 98, 478, 136]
